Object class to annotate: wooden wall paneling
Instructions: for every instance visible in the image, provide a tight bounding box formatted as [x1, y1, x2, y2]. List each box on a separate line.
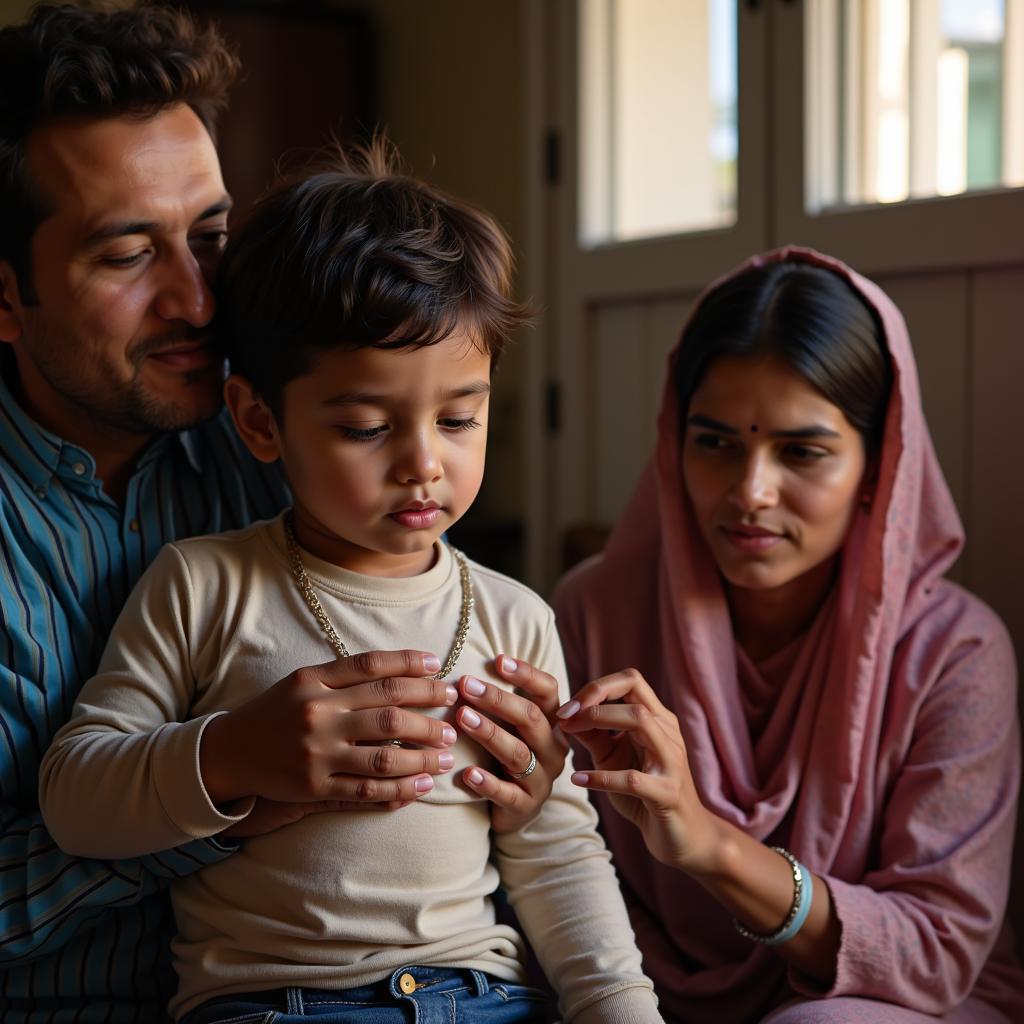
[970, 266, 1024, 949]
[647, 297, 693, 427]
[969, 268, 1024, 659]
[875, 273, 969, 582]
[592, 302, 652, 526]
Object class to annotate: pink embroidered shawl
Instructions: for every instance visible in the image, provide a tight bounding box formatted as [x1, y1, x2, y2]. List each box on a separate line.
[553, 247, 1024, 1022]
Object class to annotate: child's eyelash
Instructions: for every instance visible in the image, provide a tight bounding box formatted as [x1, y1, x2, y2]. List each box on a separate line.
[440, 417, 480, 431]
[339, 425, 388, 441]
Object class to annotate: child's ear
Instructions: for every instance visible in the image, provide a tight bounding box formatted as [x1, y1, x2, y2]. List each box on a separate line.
[0, 262, 25, 344]
[224, 374, 282, 464]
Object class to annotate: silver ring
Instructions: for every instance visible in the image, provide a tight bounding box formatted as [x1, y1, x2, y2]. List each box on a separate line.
[509, 748, 537, 780]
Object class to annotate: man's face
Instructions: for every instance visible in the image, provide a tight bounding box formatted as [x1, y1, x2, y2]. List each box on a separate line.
[0, 103, 231, 442]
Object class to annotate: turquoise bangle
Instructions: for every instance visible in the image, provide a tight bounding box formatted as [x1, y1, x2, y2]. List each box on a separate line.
[733, 846, 814, 946]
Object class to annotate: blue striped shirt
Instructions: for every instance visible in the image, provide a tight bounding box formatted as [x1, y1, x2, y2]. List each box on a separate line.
[0, 368, 290, 1021]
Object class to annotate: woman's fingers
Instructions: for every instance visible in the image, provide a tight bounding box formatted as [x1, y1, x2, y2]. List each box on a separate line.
[557, 667, 669, 719]
[461, 765, 535, 810]
[340, 706, 459, 751]
[491, 655, 561, 717]
[456, 705, 539, 776]
[340, 735, 457, 779]
[322, 769, 439, 804]
[457, 675, 568, 753]
[570, 766, 677, 808]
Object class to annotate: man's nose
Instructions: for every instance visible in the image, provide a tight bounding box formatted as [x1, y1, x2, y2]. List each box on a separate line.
[153, 249, 215, 327]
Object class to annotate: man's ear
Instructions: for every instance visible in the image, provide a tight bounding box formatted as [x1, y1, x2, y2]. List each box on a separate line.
[224, 374, 282, 464]
[0, 262, 25, 344]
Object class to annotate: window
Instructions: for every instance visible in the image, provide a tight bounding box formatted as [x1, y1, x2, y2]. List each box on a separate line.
[806, 0, 1024, 212]
[577, 0, 737, 245]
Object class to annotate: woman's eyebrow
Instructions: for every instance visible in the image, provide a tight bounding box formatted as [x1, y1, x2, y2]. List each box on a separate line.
[688, 414, 738, 434]
[687, 414, 841, 439]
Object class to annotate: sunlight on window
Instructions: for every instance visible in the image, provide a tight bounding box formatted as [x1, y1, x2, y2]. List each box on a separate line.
[578, 0, 737, 246]
[806, 0, 1023, 212]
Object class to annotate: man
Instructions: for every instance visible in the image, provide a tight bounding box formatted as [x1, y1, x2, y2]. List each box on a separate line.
[0, 4, 461, 1019]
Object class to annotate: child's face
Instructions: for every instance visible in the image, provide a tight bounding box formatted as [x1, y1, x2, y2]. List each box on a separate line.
[266, 330, 491, 576]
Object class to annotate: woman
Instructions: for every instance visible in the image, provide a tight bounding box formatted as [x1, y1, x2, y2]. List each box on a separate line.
[552, 247, 1024, 1023]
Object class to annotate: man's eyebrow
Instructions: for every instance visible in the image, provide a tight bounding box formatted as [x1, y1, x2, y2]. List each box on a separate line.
[686, 414, 841, 439]
[82, 198, 233, 248]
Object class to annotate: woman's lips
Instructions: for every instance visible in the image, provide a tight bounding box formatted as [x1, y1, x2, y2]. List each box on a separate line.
[389, 507, 443, 530]
[719, 525, 784, 553]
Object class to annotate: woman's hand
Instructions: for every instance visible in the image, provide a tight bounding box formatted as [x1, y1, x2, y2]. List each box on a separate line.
[556, 668, 721, 873]
[455, 655, 569, 834]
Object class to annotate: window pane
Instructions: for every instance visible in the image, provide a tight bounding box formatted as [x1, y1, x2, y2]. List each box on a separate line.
[806, 0, 1024, 212]
[578, 0, 737, 246]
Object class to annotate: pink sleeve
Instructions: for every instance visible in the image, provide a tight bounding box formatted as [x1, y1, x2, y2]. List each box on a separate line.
[791, 627, 1021, 1013]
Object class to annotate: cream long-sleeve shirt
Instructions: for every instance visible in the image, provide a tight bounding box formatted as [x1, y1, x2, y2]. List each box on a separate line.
[39, 515, 661, 1023]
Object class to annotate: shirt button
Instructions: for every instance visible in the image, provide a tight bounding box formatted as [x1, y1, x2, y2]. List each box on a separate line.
[34, 487, 46, 500]
[72, 462, 86, 476]
[398, 972, 418, 994]
[129, 519, 140, 533]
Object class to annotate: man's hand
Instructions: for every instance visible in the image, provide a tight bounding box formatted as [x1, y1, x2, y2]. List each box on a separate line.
[200, 649, 458, 809]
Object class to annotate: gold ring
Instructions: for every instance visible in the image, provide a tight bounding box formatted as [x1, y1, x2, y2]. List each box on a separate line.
[509, 748, 537, 780]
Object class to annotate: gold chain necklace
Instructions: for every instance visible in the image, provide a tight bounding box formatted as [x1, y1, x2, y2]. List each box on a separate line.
[283, 510, 474, 680]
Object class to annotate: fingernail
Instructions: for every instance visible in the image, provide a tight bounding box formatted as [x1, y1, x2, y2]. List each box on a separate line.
[499, 655, 517, 673]
[461, 708, 481, 728]
[438, 752, 455, 770]
[445, 685, 458, 705]
[467, 767, 484, 785]
[415, 776, 434, 793]
[556, 699, 581, 719]
[442, 725, 457, 745]
[464, 677, 486, 697]
[423, 654, 442, 673]
[571, 772, 589, 786]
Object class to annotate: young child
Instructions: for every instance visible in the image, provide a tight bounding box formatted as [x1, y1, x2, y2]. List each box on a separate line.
[39, 145, 662, 1024]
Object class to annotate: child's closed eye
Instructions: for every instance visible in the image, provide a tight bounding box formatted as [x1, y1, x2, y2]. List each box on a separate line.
[438, 417, 481, 432]
[339, 424, 389, 441]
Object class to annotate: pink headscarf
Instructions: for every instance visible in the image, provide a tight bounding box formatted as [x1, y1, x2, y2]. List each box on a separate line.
[554, 247, 1023, 1021]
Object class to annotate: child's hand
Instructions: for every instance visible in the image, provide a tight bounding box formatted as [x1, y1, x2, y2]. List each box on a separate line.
[456, 655, 570, 834]
[222, 795, 410, 839]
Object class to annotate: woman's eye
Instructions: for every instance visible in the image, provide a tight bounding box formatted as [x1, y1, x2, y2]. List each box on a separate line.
[439, 417, 480, 432]
[785, 443, 828, 461]
[339, 424, 388, 441]
[693, 432, 732, 451]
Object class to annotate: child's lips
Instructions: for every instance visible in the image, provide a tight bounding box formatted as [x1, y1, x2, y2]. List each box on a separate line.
[388, 506, 443, 530]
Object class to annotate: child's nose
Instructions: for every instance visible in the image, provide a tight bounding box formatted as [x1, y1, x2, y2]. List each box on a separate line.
[396, 433, 443, 484]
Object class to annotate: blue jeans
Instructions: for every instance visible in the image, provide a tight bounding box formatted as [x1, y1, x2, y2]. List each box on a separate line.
[180, 966, 553, 1023]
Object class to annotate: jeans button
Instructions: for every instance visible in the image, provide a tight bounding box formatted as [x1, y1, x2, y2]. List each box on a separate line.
[398, 972, 418, 994]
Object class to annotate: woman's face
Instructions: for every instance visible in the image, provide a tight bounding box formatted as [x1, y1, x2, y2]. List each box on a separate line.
[681, 353, 869, 595]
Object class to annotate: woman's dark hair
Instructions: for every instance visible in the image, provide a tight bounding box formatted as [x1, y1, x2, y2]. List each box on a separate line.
[218, 138, 531, 416]
[0, 1, 239, 300]
[675, 261, 892, 449]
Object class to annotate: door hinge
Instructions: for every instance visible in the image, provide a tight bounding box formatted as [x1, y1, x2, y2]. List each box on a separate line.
[544, 130, 560, 187]
[545, 379, 561, 435]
